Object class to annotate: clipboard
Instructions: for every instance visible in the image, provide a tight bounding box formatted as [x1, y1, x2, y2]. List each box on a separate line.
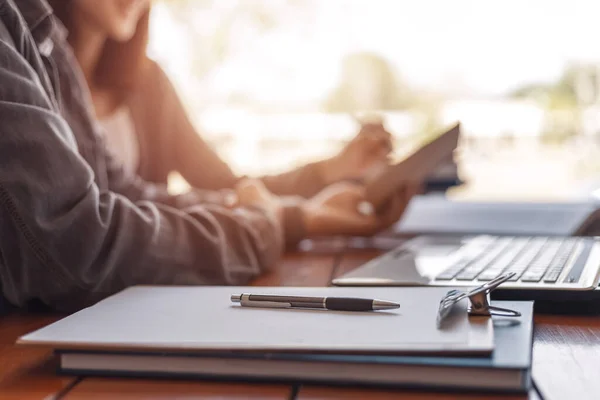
[364, 122, 461, 210]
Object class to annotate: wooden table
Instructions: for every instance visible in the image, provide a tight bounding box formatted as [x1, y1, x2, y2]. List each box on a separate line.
[0, 314, 76, 399]
[1, 249, 599, 399]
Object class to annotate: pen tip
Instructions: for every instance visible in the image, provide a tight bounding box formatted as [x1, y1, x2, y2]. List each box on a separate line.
[373, 300, 400, 311]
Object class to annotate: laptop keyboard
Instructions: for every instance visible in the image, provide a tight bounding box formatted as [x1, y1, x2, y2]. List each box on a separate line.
[435, 237, 592, 284]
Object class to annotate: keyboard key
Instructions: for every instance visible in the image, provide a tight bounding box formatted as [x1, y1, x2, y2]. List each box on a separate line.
[434, 237, 588, 286]
[563, 239, 593, 284]
[515, 239, 579, 284]
[455, 239, 513, 280]
[478, 265, 519, 281]
[477, 239, 530, 281]
[543, 241, 577, 283]
[526, 242, 561, 269]
[455, 270, 482, 281]
[435, 238, 502, 281]
[436, 269, 462, 280]
[521, 271, 546, 282]
[502, 239, 547, 281]
[477, 271, 502, 281]
[543, 270, 561, 283]
[436, 258, 479, 280]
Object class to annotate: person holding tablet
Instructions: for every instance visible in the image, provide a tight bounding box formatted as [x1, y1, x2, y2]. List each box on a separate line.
[48, 0, 394, 200]
[0, 0, 414, 313]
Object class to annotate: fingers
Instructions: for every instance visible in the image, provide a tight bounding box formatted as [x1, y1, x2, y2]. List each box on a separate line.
[235, 178, 263, 191]
[319, 181, 365, 197]
[223, 190, 238, 208]
[359, 122, 392, 141]
[317, 182, 366, 210]
[374, 182, 421, 231]
[235, 179, 272, 206]
[376, 190, 407, 230]
[404, 181, 424, 201]
[235, 179, 259, 200]
[373, 141, 392, 161]
[359, 133, 393, 161]
[308, 180, 416, 237]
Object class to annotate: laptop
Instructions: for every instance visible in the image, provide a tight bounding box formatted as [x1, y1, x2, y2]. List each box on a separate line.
[391, 196, 600, 237]
[332, 235, 600, 302]
[339, 121, 600, 302]
[365, 120, 600, 239]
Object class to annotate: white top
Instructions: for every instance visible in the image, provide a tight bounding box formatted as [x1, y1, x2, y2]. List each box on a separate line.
[100, 106, 140, 176]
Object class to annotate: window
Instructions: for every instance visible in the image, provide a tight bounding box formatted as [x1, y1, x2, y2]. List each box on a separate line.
[149, 0, 600, 201]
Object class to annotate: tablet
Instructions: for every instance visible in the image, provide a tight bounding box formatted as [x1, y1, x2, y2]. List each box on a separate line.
[365, 122, 461, 210]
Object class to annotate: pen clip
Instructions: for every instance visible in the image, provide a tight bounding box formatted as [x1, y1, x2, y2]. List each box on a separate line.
[232, 293, 292, 308]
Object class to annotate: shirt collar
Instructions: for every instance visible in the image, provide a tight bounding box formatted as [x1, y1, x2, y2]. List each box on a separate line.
[16, 0, 52, 32]
[15, 0, 65, 47]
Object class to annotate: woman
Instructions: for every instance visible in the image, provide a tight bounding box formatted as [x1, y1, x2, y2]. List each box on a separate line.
[48, 0, 393, 199]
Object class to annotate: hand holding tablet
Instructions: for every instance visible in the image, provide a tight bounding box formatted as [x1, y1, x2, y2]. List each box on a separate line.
[359, 123, 461, 214]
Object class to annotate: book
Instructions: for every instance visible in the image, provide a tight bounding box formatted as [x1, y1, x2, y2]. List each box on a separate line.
[17, 287, 535, 393]
[53, 301, 532, 393]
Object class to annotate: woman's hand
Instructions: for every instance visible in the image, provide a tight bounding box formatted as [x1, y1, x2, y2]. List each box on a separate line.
[235, 179, 283, 224]
[302, 181, 420, 237]
[234, 178, 420, 239]
[321, 121, 393, 184]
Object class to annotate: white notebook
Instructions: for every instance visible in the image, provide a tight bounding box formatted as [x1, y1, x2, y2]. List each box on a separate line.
[18, 286, 493, 355]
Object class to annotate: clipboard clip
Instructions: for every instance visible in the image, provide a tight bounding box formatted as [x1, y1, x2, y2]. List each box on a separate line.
[437, 272, 521, 328]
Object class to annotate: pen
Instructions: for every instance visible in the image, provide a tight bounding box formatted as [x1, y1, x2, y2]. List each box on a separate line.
[231, 294, 399, 312]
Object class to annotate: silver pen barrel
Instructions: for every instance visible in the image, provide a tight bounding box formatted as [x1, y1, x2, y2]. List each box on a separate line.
[232, 294, 326, 309]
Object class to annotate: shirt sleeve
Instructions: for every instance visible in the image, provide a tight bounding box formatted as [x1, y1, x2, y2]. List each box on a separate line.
[0, 34, 283, 312]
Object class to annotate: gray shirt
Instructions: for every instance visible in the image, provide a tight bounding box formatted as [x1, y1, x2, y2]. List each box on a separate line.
[0, 0, 299, 312]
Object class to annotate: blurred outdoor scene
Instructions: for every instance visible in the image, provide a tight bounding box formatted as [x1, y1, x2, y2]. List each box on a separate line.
[149, 0, 600, 201]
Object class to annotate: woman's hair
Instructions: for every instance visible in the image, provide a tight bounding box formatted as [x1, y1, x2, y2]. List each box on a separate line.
[48, 0, 150, 91]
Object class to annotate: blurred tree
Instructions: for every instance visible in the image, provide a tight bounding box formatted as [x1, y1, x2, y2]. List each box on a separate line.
[512, 63, 600, 107]
[511, 63, 600, 144]
[323, 52, 414, 113]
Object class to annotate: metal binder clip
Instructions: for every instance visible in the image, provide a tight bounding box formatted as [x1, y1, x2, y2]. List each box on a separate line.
[436, 272, 521, 328]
